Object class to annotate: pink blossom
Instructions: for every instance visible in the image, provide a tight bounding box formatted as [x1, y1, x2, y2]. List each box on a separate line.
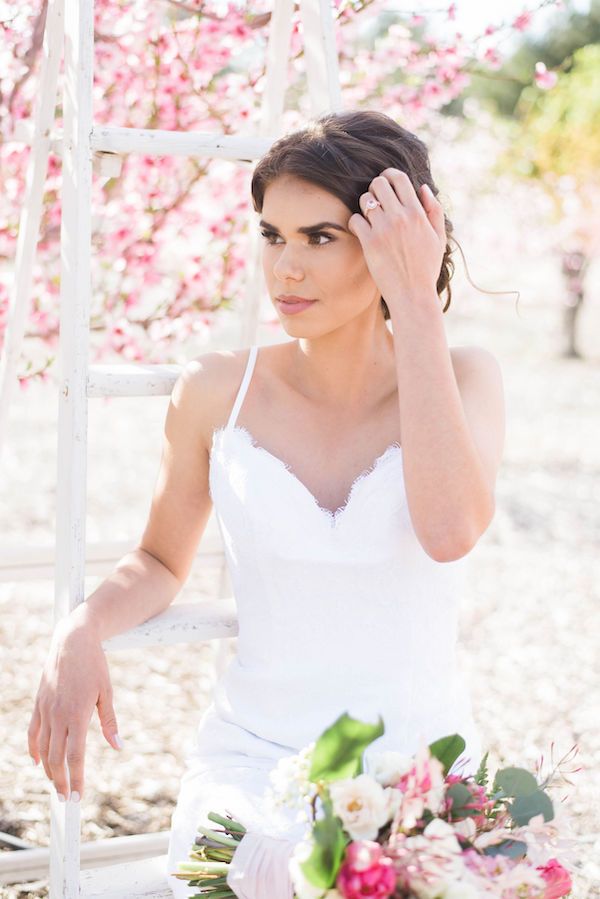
[535, 62, 558, 90]
[444, 779, 494, 828]
[537, 857, 573, 898]
[336, 841, 396, 899]
[512, 11, 533, 31]
[483, 47, 503, 70]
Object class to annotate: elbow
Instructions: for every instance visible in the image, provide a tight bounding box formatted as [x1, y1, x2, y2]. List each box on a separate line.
[423, 494, 496, 563]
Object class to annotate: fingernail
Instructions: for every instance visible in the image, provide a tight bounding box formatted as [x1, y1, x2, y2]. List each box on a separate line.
[57, 792, 66, 802]
[32, 757, 38, 766]
[71, 791, 80, 803]
[113, 734, 124, 750]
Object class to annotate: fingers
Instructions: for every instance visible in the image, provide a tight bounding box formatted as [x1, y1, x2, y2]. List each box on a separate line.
[418, 183, 446, 242]
[38, 719, 52, 783]
[378, 168, 421, 210]
[27, 701, 41, 765]
[66, 728, 87, 800]
[48, 725, 69, 800]
[97, 686, 123, 752]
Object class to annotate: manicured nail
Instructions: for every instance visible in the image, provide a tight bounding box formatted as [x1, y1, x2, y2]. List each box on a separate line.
[113, 734, 124, 750]
[71, 791, 80, 803]
[57, 792, 66, 802]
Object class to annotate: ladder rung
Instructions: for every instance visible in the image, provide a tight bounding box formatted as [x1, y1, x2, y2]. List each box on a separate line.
[7, 122, 273, 162]
[79, 853, 172, 899]
[0, 832, 169, 884]
[87, 364, 182, 397]
[101, 598, 238, 651]
[0, 531, 226, 583]
[91, 125, 273, 160]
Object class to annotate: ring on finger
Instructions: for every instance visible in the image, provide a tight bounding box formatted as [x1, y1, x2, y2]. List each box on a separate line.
[363, 195, 382, 219]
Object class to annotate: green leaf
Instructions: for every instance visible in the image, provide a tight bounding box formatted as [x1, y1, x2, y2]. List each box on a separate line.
[445, 782, 477, 819]
[509, 790, 554, 826]
[483, 838, 528, 860]
[308, 712, 385, 782]
[492, 767, 539, 798]
[299, 796, 348, 889]
[474, 751, 490, 787]
[428, 734, 466, 776]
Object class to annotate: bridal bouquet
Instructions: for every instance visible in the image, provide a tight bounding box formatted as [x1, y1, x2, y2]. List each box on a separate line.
[173, 713, 581, 898]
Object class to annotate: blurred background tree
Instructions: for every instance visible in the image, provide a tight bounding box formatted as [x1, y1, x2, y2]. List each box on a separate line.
[445, 0, 600, 358]
[496, 42, 600, 357]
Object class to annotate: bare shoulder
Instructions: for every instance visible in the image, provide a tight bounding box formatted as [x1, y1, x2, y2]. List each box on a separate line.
[171, 347, 249, 450]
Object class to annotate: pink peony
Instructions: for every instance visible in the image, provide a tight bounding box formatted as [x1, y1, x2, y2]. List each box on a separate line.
[537, 857, 573, 898]
[337, 841, 396, 899]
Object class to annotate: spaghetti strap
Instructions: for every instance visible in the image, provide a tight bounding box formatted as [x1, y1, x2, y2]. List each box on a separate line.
[226, 344, 258, 433]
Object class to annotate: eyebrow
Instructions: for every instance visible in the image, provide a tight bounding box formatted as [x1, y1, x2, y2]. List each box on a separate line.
[259, 219, 347, 234]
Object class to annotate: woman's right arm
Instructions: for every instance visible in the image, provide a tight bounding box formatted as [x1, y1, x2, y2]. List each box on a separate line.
[27, 353, 226, 802]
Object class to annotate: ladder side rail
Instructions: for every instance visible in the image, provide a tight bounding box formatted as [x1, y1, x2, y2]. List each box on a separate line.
[0, 0, 65, 457]
[50, 0, 95, 892]
[300, 0, 344, 115]
[241, 0, 295, 346]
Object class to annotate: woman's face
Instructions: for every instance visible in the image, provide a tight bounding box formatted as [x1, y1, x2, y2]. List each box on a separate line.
[260, 175, 382, 335]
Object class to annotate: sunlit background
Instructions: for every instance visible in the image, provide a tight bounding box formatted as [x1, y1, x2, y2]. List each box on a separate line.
[1, 0, 598, 895]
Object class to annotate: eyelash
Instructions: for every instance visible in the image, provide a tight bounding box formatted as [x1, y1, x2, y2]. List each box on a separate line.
[259, 230, 333, 247]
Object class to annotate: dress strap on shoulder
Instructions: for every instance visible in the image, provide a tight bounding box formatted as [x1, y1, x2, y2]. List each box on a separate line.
[226, 344, 259, 432]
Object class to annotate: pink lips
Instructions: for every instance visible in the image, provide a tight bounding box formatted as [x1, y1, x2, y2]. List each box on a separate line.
[276, 296, 317, 315]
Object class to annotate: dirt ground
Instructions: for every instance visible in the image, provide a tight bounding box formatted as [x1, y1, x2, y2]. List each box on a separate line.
[1, 122, 599, 896]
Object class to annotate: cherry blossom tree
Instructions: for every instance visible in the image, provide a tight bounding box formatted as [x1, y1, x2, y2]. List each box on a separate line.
[0, 0, 563, 384]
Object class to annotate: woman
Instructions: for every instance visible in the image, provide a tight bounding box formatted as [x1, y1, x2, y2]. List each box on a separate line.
[28, 110, 505, 896]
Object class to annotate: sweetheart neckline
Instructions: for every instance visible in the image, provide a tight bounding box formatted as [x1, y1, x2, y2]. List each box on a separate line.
[210, 424, 403, 528]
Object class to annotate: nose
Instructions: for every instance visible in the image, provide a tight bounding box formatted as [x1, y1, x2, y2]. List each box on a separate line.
[270, 245, 304, 282]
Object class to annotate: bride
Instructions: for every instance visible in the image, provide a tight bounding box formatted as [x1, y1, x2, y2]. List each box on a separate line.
[27, 109, 505, 897]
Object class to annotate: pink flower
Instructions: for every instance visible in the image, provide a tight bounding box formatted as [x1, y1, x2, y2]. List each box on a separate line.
[537, 857, 573, 898]
[391, 743, 446, 830]
[444, 779, 494, 828]
[534, 62, 558, 90]
[337, 841, 396, 899]
[512, 11, 533, 31]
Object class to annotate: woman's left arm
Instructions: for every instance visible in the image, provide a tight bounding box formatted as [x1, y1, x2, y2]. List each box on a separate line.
[348, 168, 505, 562]
[389, 299, 505, 562]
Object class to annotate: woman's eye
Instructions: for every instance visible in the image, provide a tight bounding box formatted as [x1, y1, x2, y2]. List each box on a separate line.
[259, 230, 332, 246]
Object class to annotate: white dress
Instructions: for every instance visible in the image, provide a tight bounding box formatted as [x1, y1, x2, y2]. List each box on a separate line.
[166, 343, 482, 898]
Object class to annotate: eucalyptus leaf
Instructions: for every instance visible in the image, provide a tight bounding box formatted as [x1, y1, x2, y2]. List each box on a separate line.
[446, 782, 478, 818]
[483, 838, 528, 860]
[309, 712, 385, 782]
[428, 734, 466, 776]
[510, 790, 554, 826]
[492, 767, 539, 798]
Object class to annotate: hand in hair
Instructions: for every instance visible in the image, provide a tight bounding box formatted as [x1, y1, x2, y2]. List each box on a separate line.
[347, 168, 447, 311]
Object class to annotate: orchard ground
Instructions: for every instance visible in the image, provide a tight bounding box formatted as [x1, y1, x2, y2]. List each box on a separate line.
[1, 121, 599, 896]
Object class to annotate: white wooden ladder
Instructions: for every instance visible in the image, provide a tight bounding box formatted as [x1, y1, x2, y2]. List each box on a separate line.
[1, 0, 343, 896]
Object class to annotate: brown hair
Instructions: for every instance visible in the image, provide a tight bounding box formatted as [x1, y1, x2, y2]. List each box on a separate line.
[251, 108, 456, 319]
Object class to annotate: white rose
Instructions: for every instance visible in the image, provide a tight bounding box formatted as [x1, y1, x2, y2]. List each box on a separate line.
[328, 774, 391, 841]
[367, 750, 414, 787]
